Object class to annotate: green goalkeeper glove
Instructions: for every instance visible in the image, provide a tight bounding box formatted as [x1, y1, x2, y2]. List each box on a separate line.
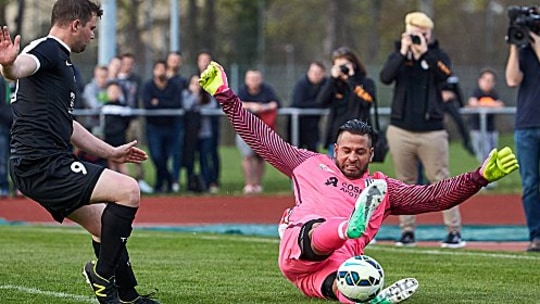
[199, 61, 230, 96]
[480, 146, 519, 182]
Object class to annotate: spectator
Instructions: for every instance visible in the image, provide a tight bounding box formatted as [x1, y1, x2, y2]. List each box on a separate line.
[181, 74, 205, 192]
[166, 51, 188, 192]
[467, 68, 504, 164]
[118, 53, 153, 194]
[379, 11, 465, 248]
[182, 74, 218, 193]
[142, 60, 183, 193]
[288, 61, 327, 152]
[317, 47, 375, 158]
[197, 50, 220, 194]
[416, 75, 475, 185]
[82, 65, 109, 135]
[107, 56, 122, 82]
[0, 76, 12, 198]
[442, 75, 475, 156]
[505, 32, 540, 252]
[101, 81, 131, 176]
[237, 69, 280, 194]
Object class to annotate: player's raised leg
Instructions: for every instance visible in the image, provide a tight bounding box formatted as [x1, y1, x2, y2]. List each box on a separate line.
[347, 179, 387, 239]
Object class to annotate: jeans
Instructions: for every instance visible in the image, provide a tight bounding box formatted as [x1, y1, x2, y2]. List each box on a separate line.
[0, 124, 9, 193]
[199, 137, 217, 185]
[171, 117, 185, 184]
[146, 121, 182, 192]
[515, 128, 540, 241]
[209, 116, 221, 186]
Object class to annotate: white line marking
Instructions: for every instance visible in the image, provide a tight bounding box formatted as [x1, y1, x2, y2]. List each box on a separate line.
[6, 226, 539, 260]
[0, 284, 96, 303]
[367, 246, 540, 260]
[199, 235, 540, 261]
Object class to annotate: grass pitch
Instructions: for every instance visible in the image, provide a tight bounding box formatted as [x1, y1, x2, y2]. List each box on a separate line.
[0, 225, 539, 304]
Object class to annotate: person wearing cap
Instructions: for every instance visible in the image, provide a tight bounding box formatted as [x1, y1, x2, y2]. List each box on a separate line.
[379, 11, 465, 248]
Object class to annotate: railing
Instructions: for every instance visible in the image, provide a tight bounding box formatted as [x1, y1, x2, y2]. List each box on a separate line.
[73, 107, 517, 155]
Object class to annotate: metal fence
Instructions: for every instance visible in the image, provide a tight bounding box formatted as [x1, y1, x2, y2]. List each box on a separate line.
[74, 106, 517, 155]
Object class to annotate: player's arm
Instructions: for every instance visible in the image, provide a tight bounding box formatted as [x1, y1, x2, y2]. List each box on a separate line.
[0, 26, 38, 80]
[71, 121, 147, 164]
[467, 96, 479, 107]
[387, 147, 518, 215]
[505, 44, 523, 87]
[199, 61, 315, 177]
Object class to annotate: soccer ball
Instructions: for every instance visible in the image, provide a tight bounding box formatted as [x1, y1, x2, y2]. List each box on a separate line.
[336, 255, 385, 302]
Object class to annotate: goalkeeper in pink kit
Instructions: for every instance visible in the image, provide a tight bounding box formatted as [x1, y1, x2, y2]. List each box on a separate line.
[199, 62, 519, 304]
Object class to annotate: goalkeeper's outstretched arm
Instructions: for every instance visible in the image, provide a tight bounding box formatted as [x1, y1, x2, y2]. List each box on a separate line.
[199, 61, 317, 177]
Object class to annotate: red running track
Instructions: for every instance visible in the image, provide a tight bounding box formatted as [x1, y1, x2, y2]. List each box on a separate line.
[0, 193, 530, 252]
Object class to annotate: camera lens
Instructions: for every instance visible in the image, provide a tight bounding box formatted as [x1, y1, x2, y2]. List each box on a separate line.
[340, 64, 350, 75]
[410, 35, 421, 45]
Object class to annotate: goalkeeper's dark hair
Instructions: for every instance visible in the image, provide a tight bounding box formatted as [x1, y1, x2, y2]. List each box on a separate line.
[337, 119, 376, 147]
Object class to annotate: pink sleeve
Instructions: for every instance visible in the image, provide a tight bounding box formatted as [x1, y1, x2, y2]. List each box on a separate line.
[385, 170, 489, 215]
[215, 90, 316, 177]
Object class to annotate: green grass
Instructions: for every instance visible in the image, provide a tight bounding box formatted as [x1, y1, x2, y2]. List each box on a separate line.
[138, 133, 521, 196]
[0, 225, 538, 303]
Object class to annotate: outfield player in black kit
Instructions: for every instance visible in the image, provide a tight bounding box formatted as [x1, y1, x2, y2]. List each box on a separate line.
[0, 1, 159, 303]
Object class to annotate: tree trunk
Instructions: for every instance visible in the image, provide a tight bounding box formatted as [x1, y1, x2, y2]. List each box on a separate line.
[367, 0, 381, 62]
[323, 0, 337, 60]
[418, 0, 434, 18]
[202, 0, 216, 54]
[187, 0, 199, 58]
[14, 0, 25, 37]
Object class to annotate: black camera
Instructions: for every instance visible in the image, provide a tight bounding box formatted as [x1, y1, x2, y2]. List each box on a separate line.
[339, 64, 350, 75]
[507, 5, 540, 47]
[410, 34, 421, 45]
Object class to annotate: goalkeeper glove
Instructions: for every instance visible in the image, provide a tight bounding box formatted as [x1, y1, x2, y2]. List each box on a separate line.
[199, 61, 229, 96]
[480, 146, 519, 182]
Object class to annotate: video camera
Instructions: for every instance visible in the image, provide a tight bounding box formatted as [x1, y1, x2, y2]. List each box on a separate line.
[507, 5, 540, 47]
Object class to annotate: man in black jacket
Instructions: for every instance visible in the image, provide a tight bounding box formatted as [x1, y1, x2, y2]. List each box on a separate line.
[288, 61, 327, 152]
[380, 11, 465, 249]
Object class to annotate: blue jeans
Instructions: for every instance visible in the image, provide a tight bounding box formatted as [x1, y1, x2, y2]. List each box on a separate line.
[146, 121, 182, 192]
[171, 118, 185, 183]
[515, 128, 540, 241]
[0, 124, 9, 193]
[199, 137, 216, 185]
[209, 116, 221, 186]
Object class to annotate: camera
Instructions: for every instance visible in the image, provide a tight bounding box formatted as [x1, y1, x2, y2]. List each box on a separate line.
[410, 34, 421, 45]
[339, 64, 350, 75]
[507, 5, 540, 47]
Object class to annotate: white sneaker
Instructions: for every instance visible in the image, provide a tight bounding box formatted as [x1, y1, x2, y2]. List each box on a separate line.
[243, 185, 254, 194]
[138, 180, 154, 194]
[172, 183, 180, 192]
[252, 184, 263, 193]
[209, 185, 219, 194]
[369, 278, 419, 304]
[346, 179, 387, 239]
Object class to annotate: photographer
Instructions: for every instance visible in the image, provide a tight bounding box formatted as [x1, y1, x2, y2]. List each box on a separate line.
[316, 47, 375, 158]
[379, 12, 465, 248]
[505, 6, 540, 252]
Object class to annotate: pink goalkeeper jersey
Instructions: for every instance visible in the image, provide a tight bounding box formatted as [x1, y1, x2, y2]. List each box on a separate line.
[286, 154, 389, 243]
[215, 90, 489, 238]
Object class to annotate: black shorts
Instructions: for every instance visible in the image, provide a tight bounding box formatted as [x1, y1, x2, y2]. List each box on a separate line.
[10, 153, 105, 223]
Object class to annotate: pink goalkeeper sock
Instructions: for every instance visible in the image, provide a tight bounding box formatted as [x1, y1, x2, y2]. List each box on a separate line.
[311, 218, 348, 254]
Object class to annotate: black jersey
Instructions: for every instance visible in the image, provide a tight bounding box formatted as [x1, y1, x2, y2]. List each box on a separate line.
[10, 36, 77, 159]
